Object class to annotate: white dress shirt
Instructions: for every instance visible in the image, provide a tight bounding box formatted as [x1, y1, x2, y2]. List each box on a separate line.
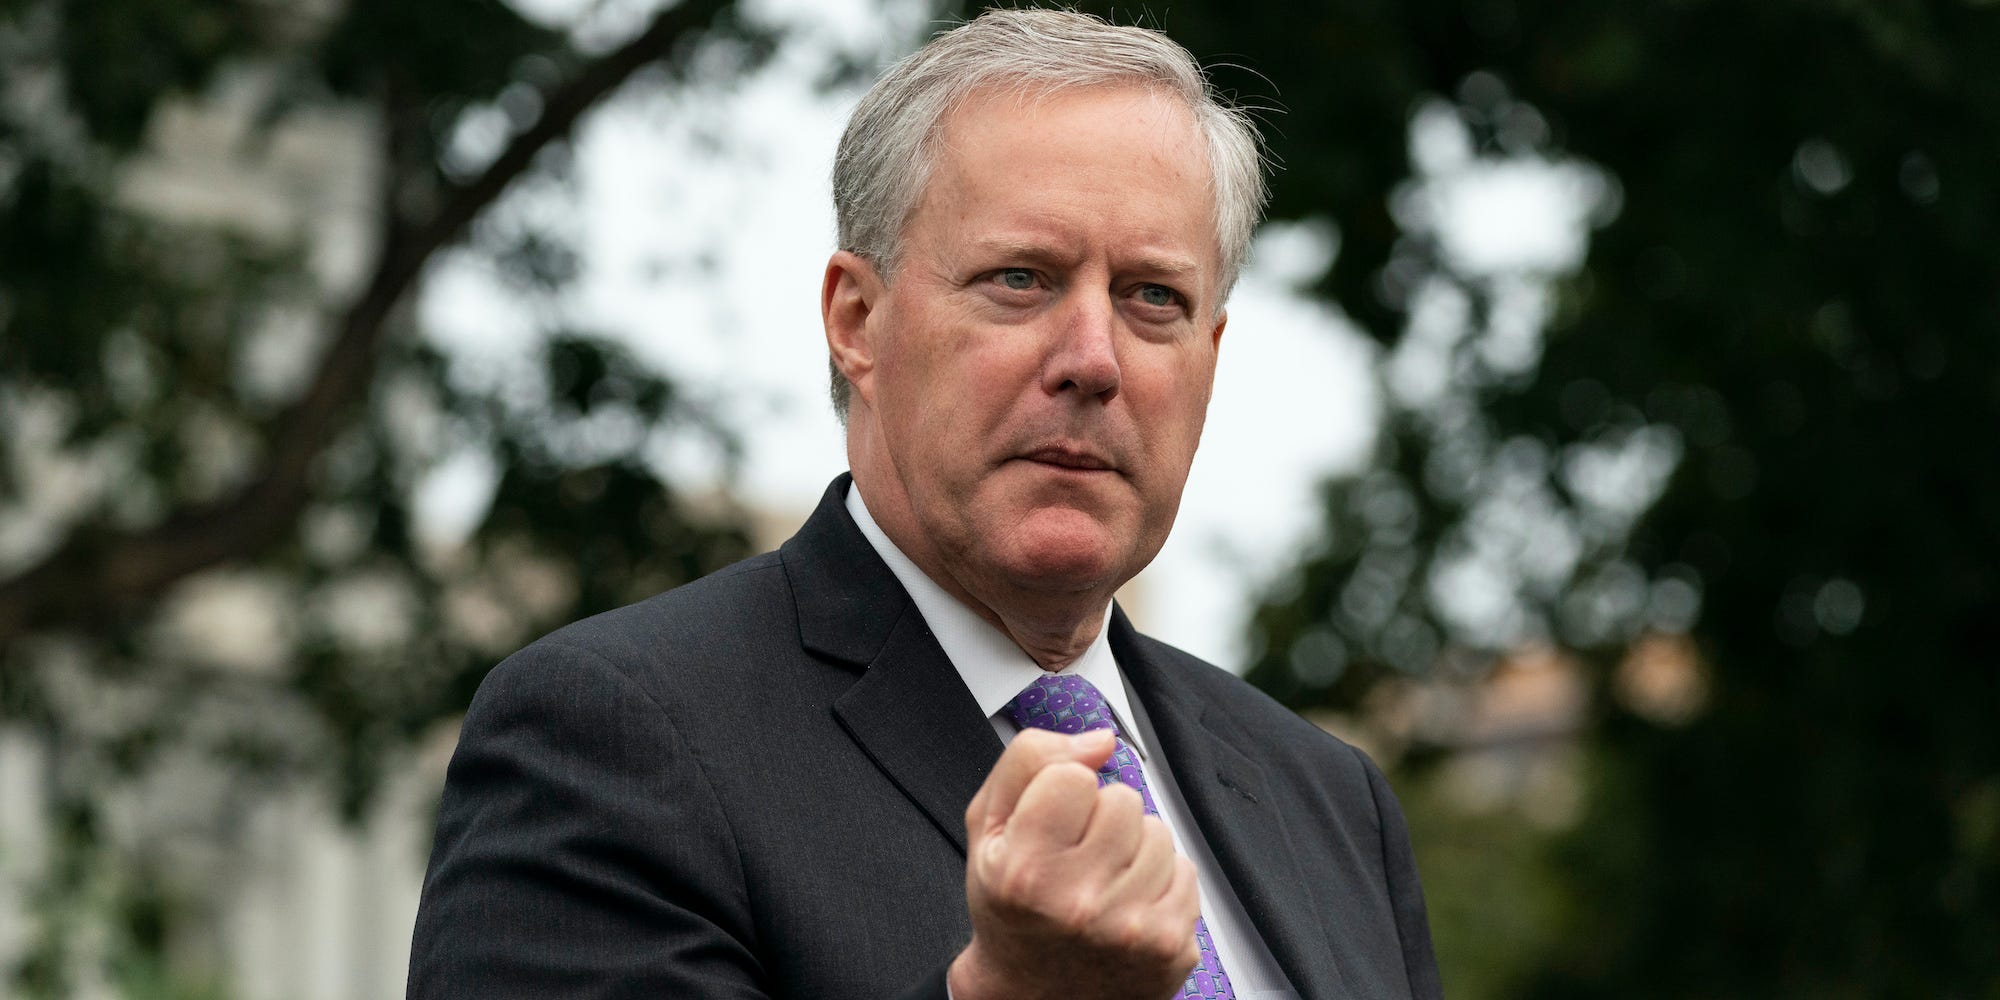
[846, 486, 1296, 998]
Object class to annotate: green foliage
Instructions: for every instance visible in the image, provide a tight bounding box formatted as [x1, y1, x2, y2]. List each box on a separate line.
[1394, 761, 1570, 1000]
[56, 0, 264, 149]
[319, 0, 564, 105]
[14, 820, 236, 1000]
[0, 0, 785, 989]
[1033, 0, 2000, 994]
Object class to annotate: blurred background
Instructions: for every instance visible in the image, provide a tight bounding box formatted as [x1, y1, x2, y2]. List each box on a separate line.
[1, 0, 1995, 996]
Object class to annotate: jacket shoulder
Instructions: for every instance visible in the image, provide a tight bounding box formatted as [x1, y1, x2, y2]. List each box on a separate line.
[478, 550, 796, 701]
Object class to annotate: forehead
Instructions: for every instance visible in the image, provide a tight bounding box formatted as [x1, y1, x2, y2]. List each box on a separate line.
[907, 83, 1220, 270]
[931, 81, 1210, 191]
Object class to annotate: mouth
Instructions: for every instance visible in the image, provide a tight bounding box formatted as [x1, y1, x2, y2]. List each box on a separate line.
[1019, 444, 1117, 472]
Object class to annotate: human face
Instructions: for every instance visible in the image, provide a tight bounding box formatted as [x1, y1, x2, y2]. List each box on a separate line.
[843, 84, 1226, 604]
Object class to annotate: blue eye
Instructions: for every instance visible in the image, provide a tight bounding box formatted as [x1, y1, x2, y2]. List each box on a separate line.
[999, 269, 1036, 290]
[1138, 285, 1177, 307]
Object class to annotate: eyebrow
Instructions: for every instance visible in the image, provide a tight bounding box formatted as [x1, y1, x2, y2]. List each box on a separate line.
[966, 237, 1204, 280]
[966, 236, 1076, 267]
[1128, 255, 1203, 279]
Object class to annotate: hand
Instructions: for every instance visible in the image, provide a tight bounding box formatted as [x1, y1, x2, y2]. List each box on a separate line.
[948, 728, 1200, 1000]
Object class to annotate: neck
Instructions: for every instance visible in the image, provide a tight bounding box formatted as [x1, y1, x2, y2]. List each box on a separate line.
[980, 597, 1108, 672]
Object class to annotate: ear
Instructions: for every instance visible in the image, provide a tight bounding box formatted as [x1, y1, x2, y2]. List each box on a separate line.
[1209, 308, 1228, 353]
[822, 250, 885, 408]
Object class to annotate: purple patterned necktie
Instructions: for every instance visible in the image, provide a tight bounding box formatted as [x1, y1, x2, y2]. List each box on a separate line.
[1005, 673, 1235, 1000]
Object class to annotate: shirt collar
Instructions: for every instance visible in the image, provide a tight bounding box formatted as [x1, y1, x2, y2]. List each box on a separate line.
[844, 483, 1146, 757]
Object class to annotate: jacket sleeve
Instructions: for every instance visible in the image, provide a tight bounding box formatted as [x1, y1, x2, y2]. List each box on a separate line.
[1359, 748, 1446, 1000]
[407, 640, 773, 999]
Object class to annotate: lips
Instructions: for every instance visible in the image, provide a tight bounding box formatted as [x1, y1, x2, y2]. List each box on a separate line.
[1020, 444, 1116, 471]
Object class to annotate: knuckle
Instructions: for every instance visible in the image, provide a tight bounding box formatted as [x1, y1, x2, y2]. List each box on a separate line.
[1172, 936, 1200, 968]
[990, 856, 1092, 928]
[1140, 923, 1189, 964]
[1107, 912, 1155, 952]
[976, 834, 1010, 874]
[991, 856, 1040, 904]
[1051, 888, 1099, 929]
[1097, 909, 1192, 965]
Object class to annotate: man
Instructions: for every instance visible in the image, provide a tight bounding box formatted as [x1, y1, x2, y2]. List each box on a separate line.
[408, 10, 1442, 1000]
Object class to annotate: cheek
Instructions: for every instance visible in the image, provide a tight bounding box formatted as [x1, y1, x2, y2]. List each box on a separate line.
[875, 313, 959, 415]
[910, 340, 1035, 425]
[1130, 355, 1216, 445]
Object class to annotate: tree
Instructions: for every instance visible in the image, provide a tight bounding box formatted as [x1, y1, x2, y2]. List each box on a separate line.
[1040, 0, 2000, 996]
[0, 0, 876, 991]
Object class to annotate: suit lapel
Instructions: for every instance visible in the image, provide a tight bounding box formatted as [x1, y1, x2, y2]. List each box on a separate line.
[782, 475, 1002, 856]
[832, 607, 1003, 854]
[1112, 610, 1348, 1000]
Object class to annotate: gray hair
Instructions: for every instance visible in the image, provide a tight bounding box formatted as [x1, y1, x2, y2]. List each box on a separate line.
[828, 7, 1270, 420]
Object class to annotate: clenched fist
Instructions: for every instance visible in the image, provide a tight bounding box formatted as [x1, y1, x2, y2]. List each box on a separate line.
[948, 728, 1201, 1000]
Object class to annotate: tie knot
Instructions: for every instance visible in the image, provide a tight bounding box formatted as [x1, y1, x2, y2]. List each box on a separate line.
[1005, 673, 1117, 735]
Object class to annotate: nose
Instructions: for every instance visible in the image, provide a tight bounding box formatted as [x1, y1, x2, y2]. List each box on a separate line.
[1042, 290, 1121, 402]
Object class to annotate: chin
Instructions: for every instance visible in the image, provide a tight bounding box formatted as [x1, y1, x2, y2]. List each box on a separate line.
[1006, 555, 1122, 594]
[994, 512, 1132, 592]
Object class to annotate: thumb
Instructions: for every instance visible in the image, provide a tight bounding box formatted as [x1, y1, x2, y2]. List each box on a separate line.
[969, 728, 1117, 836]
[1063, 726, 1117, 771]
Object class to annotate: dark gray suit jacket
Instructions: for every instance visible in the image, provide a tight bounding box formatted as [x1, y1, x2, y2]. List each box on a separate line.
[408, 475, 1442, 999]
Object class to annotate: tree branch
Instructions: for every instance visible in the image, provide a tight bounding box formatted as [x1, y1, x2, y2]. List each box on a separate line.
[0, 0, 742, 648]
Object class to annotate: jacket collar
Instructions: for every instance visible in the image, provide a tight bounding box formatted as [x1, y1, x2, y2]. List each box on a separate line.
[780, 473, 911, 669]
